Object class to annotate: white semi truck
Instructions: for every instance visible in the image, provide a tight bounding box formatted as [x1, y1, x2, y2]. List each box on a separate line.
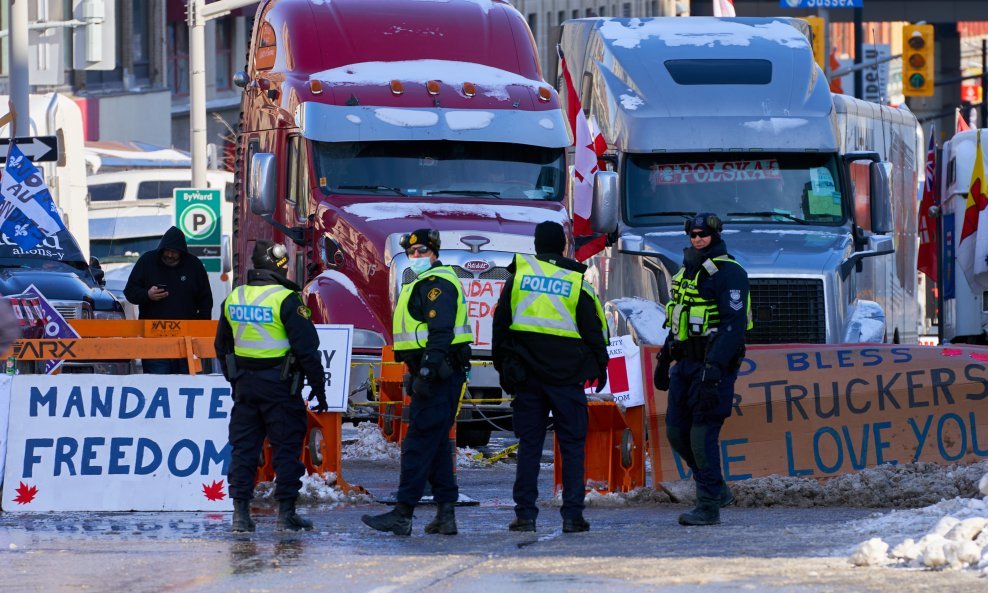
[558, 17, 922, 345]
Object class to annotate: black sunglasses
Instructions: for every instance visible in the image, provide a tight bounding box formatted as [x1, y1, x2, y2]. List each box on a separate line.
[406, 245, 431, 255]
[690, 231, 710, 239]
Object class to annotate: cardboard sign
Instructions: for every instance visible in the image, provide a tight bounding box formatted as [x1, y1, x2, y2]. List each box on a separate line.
[2, 375, 233, 511]
[460, 278, 505, 349]
[586, 335, 644, 407]
[301, 325, 353, 412]
[642, 344, 988, 485]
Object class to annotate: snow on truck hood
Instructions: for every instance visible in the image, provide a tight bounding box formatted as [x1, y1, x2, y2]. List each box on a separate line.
[341, 202, 569, 225]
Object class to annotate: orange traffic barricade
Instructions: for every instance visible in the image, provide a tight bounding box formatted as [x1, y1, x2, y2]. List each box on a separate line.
[377, 346, 406, 443]
[554, 400, 646, 494]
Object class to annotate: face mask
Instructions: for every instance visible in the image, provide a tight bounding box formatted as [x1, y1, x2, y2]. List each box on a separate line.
[408, 258, 431, 275]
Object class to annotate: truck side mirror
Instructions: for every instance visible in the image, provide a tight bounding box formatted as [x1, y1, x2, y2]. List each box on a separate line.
[220, 235, 233, 275]
[249, 153, 277, 216]
[869, 161, 893, 235]
[89, 256, 106, 286]
[591, 171, 619, 234]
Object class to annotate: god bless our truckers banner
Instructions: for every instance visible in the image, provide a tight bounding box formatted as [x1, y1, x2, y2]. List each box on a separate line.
[643, 344, 988, 485]
[2, 375, 234, 511]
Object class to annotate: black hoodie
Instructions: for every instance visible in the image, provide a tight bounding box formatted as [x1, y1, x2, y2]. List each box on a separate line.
[123, 226, 213, 320]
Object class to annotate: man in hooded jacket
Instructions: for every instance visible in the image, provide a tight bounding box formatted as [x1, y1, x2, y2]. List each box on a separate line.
[653, 213, 751, 526]
[215, 240, 327, 532]
[492, 220, 610, 533]
[124, 226, 213, 373]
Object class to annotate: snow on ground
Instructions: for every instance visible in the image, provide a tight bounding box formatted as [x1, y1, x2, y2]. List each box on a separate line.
[254, 473, 372, 505]
[342, 422, 401, 463]
[847, 464, 988, 576]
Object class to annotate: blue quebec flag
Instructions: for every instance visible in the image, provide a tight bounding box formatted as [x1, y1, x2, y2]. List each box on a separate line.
[0, 144, 65, 251]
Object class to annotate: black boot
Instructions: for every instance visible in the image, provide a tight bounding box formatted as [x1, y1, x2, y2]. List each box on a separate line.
[231, 499, 255, 533]
[562, 516, 590, 533]
[362, 502, 413, 536]
[424, 502, 457, 535]
[678, 500, 720, 526]
[720, 484, 736, 508]
[276, 498, 313, 532]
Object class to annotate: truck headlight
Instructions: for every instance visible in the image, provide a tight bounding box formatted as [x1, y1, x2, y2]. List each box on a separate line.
[93, 311, 126, 320]
[353, 329, 386, 349]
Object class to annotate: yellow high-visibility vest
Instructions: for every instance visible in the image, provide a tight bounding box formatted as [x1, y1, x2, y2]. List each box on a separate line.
[392, 265, 473, 351]
[509, 254, 608, 342]
[666, 257, 752, 341]
[225, 284, 293, 358]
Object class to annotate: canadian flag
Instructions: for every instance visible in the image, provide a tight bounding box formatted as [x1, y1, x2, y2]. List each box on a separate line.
[916, 125, 938, 282]
[713, 0, 736, 17]
[560, 51, 608, 261]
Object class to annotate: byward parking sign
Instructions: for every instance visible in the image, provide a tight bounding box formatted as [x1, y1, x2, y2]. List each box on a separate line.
[780, 0, 862, 7]
[174, 188, 221, 272]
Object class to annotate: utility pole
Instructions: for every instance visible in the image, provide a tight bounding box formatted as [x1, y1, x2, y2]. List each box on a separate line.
[818, 8, 830, 81]
[9, 0, 30, 133]
[188, 0, 258, 188]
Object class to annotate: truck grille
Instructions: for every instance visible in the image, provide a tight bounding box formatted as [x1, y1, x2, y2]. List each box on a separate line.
[747, 279, 826, 344]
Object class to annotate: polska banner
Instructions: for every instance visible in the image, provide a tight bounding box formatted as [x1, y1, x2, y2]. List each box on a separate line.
[0, 144, 65, 251]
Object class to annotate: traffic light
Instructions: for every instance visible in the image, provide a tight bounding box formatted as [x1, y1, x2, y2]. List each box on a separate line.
[902, 24, 934, 97]
[805, 16, 826, 72]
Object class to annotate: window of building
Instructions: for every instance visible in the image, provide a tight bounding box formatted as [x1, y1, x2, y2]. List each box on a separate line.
[573, 9, 580, 19]
[168, 22, 190, 95]
[586, 8, 594, 17]
[215, 18, 233, 91]
[557, 10, 565, 25]
[131, 0, 151, 80]
[528, 13, 537, 33]
[599, 6, 606, 16]
[651, 1, 659, 15]
[623, 2, 632, 17]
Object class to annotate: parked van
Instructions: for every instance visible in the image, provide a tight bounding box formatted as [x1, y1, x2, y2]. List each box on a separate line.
[87, 169, 235, 320]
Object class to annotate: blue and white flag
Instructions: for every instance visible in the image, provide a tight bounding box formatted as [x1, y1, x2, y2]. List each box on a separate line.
[0, 144, 65, 251]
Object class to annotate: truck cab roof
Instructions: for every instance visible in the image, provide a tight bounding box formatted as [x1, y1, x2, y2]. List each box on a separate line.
[559, 17, 838, 152]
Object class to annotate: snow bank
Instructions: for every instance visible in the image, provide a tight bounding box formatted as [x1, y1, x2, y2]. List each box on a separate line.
[254, 473, 372, 505]
[342, 422, 401, 463]
[849, 490, 988, 575]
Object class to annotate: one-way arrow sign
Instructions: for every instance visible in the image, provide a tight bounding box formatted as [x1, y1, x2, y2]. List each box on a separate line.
[0, 136, 60, 163]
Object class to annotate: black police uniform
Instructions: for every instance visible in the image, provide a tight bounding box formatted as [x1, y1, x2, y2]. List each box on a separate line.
[393, 260, 471, 507]
[657, 217, 749, 526]
[492, 223, 609, 532]
[215, 267, 325, 530]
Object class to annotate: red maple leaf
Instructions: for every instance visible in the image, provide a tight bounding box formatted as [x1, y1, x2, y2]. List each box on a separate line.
[13, 482, 37, 505]
[202, 480, 226, 501]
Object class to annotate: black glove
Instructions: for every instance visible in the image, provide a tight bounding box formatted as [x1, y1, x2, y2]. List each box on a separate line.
[592, 371, 608, 393]
[697, 364, 722, 413]
[307, 388, 328, 413]
[653, 348, 671, 391]
[412, 367, 435, 399]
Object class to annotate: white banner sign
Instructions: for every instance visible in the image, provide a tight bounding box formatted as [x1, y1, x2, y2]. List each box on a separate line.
[0, 375, 11, 487]
[303, 324, 353, 412]
[3, 375, 234, 511]
[460, 278, 505, 350]
[585, 335, 644, 408]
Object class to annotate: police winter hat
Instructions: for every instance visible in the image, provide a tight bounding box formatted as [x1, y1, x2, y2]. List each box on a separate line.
[400, 228, 440, 253]
[685, 212, 723, 239]
[252, 240, 289, 273]
[534, 221, 566, 254]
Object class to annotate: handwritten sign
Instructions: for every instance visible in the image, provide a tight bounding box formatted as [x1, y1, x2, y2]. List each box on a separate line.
[460, 279, 505, 350]
[301, 324, 353, 412]
[2, 375, 233, 511]
[643, 344, 988, 485]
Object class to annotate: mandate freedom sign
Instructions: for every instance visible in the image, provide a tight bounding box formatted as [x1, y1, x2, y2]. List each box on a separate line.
[2, 375, 233, 511]
[642, 344, 988, 485]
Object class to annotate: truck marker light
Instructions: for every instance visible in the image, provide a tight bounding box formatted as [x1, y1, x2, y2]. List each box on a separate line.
[391, 80, 404, 95]
[309, 80, 324, 95]
[427, 80, 441, 95]
[538, 86, 551, 102]
[463, 82, 476, 97]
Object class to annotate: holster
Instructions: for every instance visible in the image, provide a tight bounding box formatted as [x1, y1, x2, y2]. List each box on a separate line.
[728, 345, 746, 373]
[680, 337, 709, 361]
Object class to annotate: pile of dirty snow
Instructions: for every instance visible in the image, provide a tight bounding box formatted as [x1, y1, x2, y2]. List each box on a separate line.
[254, 473, 372, 505]
[701, 460, 987, 508]
[546, 486, 674, 508]
[848, 472, 988, 575]
[342, 422, 401, 462]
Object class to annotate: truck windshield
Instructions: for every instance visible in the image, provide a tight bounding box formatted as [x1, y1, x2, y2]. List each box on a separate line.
[312, 140, 565, 201]
[624, 152, 844, 227]
[90, 237, 160, 263]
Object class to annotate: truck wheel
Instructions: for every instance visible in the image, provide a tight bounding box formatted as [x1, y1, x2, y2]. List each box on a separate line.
[456, 427, 491, 448]
[620, 428, 634, 468]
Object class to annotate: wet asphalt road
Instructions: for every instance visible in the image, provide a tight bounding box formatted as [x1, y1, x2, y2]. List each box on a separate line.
[0, 434, 984, 593]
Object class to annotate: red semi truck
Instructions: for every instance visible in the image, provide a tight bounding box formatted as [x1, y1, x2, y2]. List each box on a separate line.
[233, 0, 573, 444]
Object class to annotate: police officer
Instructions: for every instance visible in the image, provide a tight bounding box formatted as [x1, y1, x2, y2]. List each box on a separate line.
[215, 241, 327, 533]
[361, 229, 472, 536]
[492, 221, 609, 533]
[653, 213, 750, 526]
